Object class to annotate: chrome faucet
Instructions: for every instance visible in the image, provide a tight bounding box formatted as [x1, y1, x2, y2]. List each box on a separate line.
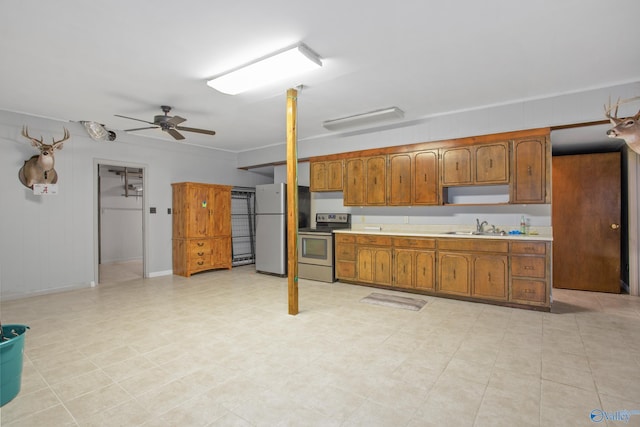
[476, 219, 488, 233]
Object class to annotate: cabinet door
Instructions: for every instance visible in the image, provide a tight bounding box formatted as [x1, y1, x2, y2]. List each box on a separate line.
[475, 143, 508, 184]
[310, 161, 327, 191]
[327, 160, 344, 191]
[472, 255, 507, 300]
[211, 236, 231, 268]
[344, 158, 365, 206]
[188, 184, 213, 238]
[394, 249, 414, 288]
[374, 249, 392, 285]
[512, 137, 546, 203]
[413, 151, 439, 205]
[213, 187, 231, 236]
[388, 154, 411, 206]
[366, 156, 387, 205]
[415, 251, 435, 291]
[438, 252, 470, 296]
[357, 247, 374, 282]
[441, 148, 472, 185]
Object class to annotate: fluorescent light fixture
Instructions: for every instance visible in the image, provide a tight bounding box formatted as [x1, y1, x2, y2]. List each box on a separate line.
[322, 107, 405, 131]
[207, 43, 322, 95]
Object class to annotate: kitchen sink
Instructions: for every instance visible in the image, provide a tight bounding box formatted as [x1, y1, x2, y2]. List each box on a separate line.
[443, 231, 480, 235]
[443, 230, 507, 236]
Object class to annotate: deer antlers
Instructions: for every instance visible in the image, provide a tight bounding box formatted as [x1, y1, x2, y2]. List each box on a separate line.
[21, 126, 70, 149]
[604, 96, 640, 124]
[604, 96, 640, 154]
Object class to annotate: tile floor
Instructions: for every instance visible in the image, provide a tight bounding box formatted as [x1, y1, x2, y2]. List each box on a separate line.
[1, 265, 640, 426]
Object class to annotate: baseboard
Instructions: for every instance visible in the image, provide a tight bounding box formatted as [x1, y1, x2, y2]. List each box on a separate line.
[149, 270, 172, 278]
[1, 282, 92, 301]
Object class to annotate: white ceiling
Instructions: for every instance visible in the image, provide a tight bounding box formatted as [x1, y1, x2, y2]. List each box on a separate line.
[2, 1, 640, 153]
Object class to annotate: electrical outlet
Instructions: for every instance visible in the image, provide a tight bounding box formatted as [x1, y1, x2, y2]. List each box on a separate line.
[150, 207, 156, 214]
[167, 208, 171, 214]
[404, 216, 409, 224]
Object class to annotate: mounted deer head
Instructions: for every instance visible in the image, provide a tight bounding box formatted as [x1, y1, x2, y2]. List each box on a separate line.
[604, 96, 640, 154]
[18, 126, 70, 189]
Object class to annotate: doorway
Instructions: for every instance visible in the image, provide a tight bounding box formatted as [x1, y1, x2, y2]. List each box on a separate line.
[95, 162, 146, 284]
[552, 152, 622, 293]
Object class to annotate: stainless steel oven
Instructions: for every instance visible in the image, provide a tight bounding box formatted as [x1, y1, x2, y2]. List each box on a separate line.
[298, 213, 350, 283]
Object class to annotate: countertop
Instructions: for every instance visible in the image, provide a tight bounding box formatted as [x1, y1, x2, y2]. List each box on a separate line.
[334, 226, 553, 241]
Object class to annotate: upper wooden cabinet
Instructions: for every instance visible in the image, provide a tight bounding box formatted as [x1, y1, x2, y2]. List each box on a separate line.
[309, 128, 549, 206]
[389, 150, 440, 206]
[344, 156, 387, 206]
[475, 142, 509, 184]
[310, 160, 343, 192]
[413, 150, 439, 205]
[511, 136, 549, 204]
[344, 158, 366, 205]
[388, 153, 412, 206]
[441, 147, 472, 185]
[441, 142, 509, 186]
[366, 156, 387, 205]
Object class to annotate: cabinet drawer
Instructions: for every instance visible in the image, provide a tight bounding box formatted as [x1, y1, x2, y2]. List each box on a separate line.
[189, 255, 211, 270]
[511, 256, 546, 278]
[189, 239, 211, 252]
[393, 237, 436, 249]
[511, 241, 546, 255]
[335, 234, 355, 244]
[336, 261, 356, 280]
[336, 244, 356, 261]
[438, 238, 509, 253]
[356, 235, 392, 246]
[511, 279, 546, 304]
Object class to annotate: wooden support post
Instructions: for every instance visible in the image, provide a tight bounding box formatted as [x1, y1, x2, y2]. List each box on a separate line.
[286, 88, 299, 315]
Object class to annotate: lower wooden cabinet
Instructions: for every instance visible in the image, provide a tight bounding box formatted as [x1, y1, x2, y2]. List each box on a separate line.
[336, 232, 551, 310]
[335, 234, 356, 280]
[393, 237, 436, 291]
[472, 254, 508, 301]
[438, 252, 471, 296]
[357, 247, 392, 285]
[393, 249, 436, 291]
[509, 241, 549, 307]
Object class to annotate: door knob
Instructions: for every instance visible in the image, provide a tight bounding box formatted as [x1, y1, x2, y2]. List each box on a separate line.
[610, 223, 620, 230]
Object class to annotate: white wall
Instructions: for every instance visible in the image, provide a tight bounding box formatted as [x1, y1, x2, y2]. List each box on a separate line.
[0, 111, 272, 299]
[238, 81, 640, 168]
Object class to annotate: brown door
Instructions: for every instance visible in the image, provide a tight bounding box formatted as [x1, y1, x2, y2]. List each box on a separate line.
[552, 152, 621, 293]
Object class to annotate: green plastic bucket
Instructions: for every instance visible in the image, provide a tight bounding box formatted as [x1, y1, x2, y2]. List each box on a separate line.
[0, 324, 29, 407]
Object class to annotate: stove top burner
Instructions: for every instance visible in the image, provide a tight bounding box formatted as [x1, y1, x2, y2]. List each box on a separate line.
[299, 213, 351, 233]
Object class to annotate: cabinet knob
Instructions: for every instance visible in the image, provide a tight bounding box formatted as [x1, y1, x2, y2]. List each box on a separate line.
[610, 223, 620, 230]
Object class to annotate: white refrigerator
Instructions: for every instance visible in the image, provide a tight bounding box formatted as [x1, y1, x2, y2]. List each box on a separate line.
[255, 183, 309, 276]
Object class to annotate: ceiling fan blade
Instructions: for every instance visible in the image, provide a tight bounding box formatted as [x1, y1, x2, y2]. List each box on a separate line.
[166, 128, 185, 140]
[125, 126, 159, 132]
[114, 114, 154, 125]
[175, 126, 216, 136]
[167, 115, 187, 126]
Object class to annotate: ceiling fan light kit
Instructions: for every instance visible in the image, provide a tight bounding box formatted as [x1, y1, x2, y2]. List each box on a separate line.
[206, 43, 322, 95]
[322, 107, 405, 131]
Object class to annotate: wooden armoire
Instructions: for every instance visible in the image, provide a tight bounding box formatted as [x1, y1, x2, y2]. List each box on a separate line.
[172, 182, 233, 277]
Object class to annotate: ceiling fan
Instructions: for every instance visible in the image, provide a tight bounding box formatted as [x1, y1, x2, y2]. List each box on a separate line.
[115, 105, 216, 140]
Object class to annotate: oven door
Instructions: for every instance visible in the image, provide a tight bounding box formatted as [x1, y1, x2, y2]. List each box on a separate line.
[298, 232, 333, 267]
